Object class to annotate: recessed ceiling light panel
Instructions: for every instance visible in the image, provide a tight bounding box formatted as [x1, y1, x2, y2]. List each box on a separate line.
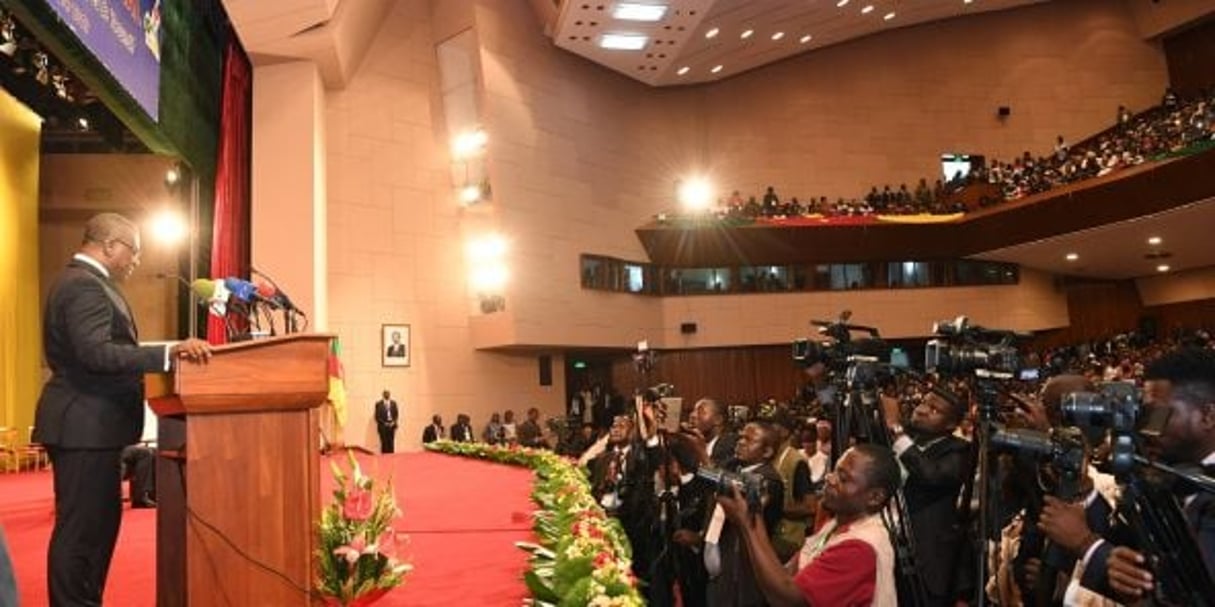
[1147, 236, 1163, 246]
[599, 33, 649, 50]
[705, 27, 719, 39]
[771, 32, 785, 41]
[1065, 253, 1079, 261]
[1157, 264, 1171, 273]
[799, 34, 812, 43]
[612, 3, 668, 22]
[740, 29, 754, 39]
[710, 64, 723, 73]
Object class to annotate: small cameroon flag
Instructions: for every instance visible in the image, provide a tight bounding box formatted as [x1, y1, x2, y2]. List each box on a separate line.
[328, 337, 348, 428]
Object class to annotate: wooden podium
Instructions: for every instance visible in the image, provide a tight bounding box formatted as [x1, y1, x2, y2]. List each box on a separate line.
[147, 334, 333, 606]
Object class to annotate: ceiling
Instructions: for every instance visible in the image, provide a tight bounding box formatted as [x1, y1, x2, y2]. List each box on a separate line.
[542, 0, 1049, 86]
[971, 197, 1215, 280]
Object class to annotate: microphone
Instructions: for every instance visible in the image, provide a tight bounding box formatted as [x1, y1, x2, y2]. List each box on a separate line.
[190, 278, 230, 317]
[154, 272, 193, 291]
[250, 267, 299, 312]
[223, 277, 280, 308]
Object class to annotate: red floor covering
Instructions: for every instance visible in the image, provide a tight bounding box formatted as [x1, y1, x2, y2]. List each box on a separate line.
[0, 451, 535, 606]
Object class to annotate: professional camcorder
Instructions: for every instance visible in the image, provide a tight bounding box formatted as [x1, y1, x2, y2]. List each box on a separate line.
[991, 426, 1087, 498]
[793, 310, 891, 370]
[924, 316, 1026, 376]
[695, 466, 769, 513]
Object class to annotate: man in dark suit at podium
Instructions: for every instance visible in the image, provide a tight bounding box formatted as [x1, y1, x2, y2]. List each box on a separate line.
[33, 213, 211, 607]
[374, 390, 400, 453]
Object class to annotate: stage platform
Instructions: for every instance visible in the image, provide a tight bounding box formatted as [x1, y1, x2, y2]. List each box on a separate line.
[0, 451, 534, 606]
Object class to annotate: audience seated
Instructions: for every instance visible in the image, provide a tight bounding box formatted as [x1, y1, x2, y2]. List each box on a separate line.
[660, 86, 1215, 224]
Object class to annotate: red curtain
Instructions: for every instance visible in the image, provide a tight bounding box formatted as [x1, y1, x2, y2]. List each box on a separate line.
[207, 38, 252, 344]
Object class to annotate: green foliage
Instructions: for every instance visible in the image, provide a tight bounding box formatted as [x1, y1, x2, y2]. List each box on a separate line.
[426, 440, 644, 606]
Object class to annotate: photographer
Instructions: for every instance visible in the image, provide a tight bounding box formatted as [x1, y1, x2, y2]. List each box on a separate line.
[698, 421, 785, 607]
[1075, 348, 1215, 601]
[994, 375, 1118, 606]
[885, 386, 972, 606]
[717, 443, 900, 607]
[589, 413, 660, 590]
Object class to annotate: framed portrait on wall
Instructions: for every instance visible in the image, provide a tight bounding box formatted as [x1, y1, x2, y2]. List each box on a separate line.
[382, 324, 410, 367]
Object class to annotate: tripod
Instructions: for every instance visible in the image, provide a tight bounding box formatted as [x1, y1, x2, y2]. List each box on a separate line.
[829, 358, 930, 607]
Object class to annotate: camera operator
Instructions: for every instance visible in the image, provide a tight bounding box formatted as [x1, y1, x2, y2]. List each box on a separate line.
[695, 421, 785, 607]
[884, 386, 972, 606]
[993, 375, 1118, 606]
[717, 443, 900, 606]
[1074, 348, 1215, 602]
[588, 411, 661, 592]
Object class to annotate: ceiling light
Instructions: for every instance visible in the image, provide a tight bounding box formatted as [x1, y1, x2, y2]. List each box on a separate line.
[799, 34, 812, 44]
[740, 29, 753, 39]
[612, 3, 668, 22]
[75, 116, 90, 131]
[149, 209, 188, 246]
[1157, 264, 1171, 273]
[1147, 236, 1163, 246]
[676, 66, 690, 75]
[884, 11, 896, 20]
[1065, 253, 1079, 261]
[837, 0, 850, 6]
[452, 128, 488, 159]
[771, 32, 785, 41]
[861, 5, 875, 14]
[964, 0, 974, 4]
[710, 64, 723, 74]
[599, 33, 648, 50]
[459, 184, 483, 204]
[705, 27, 719, 39]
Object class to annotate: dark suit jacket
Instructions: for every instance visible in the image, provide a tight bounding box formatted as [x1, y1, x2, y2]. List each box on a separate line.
[450, 422, 474, 442]
[710, 462, 785, 607]
[517, 419, 543, 447]
[708, 431, 738, 468]
[374, 399, 398, 429]
[34, 259, 166, 449]
[421, 424, 443, 444]
[1081, 475, 1215, 601]
[900, 432, 972, 599]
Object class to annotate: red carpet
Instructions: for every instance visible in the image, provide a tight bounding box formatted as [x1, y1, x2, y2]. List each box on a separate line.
[0, 452, 535, 606]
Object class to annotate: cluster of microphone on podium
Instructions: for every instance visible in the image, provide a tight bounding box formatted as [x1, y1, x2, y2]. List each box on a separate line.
[165, 271, 306, 340]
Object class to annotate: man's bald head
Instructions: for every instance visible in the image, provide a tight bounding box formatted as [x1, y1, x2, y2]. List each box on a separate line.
[83, 213, 137, 246]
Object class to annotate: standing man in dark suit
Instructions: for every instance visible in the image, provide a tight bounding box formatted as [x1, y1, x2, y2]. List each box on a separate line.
[33, 213, 211, 606]
[374, 390, 399, 453]
[886, 387, 972, 606]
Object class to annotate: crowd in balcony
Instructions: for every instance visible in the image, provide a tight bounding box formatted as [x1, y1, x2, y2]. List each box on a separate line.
[669, 86, 1214, 223]
[989, 87, 1215, 202]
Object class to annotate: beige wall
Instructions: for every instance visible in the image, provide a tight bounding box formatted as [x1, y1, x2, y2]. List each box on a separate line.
[38, 154, 182, 343]
[304, 0, 1167, 450]
[323, 0, 565, 452]
[700, 0, 1168, 201]
[659, 268, 1068, 344]
[1137, 266, 1215, 306]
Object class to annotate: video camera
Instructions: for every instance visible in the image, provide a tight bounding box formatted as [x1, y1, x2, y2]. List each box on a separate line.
[991, 426, 1088, 499]
[925, 316, 1026, 376]
[695, 466, 769, 514]
[793, 310, 891, 371]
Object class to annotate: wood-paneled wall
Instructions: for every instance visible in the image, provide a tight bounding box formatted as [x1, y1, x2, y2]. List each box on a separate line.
[1164, 16, 1215, 97]
[610, 345, 808, 407]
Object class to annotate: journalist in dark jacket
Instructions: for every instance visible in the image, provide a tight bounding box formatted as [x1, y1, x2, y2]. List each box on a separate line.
[887, 387, 972, 606]
[33, 213, 211, 606]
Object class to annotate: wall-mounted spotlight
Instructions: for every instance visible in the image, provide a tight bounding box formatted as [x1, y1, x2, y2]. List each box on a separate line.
[677, 176, 715, 212]
[451, 128, 489, 160]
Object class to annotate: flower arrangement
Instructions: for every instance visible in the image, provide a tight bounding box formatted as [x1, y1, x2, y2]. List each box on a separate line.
[316, 452, 412, 606]
[426, 440, 643, 607]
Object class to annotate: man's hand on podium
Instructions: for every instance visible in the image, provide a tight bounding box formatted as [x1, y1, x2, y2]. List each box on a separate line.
[171, 338, 212, 363]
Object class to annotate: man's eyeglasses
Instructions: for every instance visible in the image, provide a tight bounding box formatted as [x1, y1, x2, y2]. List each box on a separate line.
[112, 239, 141, 256]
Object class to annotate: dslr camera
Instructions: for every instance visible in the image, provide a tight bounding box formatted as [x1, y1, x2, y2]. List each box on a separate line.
[695, 466, 769, 513]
